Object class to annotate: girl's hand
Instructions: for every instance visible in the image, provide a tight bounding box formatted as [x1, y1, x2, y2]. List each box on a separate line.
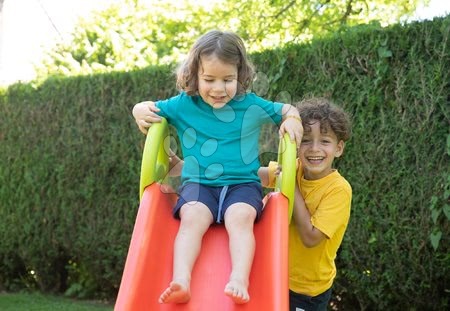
[279, 104, 303, 146]
[279, 116, 303, 147]
[132, 101, 161, 134]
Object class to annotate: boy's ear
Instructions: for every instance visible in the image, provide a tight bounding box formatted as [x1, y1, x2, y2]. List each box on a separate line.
[335, 141, 345, 158]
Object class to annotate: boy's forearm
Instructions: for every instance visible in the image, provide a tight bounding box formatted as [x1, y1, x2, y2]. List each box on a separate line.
[168, 159, 183, 177]
[258, 167, 269, 187]
[168, 150, 183, 177]
[293, 185, 326, 248]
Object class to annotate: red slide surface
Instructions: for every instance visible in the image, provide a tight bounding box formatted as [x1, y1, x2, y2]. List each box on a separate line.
[115, 183, 289, 311]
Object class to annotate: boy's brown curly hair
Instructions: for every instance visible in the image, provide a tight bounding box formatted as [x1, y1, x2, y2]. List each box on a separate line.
[296, 97, 352, 142]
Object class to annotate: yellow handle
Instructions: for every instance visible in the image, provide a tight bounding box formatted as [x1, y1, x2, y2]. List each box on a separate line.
[275, 134, 297, 223]
[139, 118, 170, 199]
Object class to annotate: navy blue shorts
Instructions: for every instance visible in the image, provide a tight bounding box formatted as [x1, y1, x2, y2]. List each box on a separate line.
[289, 288, 332, 311]
[173, 182, 263, 224]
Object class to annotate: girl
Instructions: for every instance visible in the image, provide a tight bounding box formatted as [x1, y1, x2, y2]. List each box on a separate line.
[132, 30, 302, 304]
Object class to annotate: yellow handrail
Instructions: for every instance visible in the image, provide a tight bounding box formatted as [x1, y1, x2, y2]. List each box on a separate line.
[139, 118, 170, 199]
[275, 134, 297, 223]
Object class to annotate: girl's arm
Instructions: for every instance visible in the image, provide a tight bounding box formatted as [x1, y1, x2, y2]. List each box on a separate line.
[292, 184, 326, 248]
[132, 101, 162, 134]
[279, 104, 303, 146]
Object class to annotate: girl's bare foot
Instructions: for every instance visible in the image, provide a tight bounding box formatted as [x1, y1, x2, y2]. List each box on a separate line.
[159, 280, 191, 304]
[224, 279, 249, 304]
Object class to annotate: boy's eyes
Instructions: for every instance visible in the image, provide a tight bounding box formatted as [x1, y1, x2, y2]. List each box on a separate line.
[300, 138, 332, 144]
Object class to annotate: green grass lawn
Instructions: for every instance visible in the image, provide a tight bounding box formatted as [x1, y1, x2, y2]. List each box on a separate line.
[0, 292, 113, 311]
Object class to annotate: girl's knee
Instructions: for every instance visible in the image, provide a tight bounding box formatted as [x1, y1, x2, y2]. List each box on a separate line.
[224, 204, 257, 228]
[179, 202, 213, 227]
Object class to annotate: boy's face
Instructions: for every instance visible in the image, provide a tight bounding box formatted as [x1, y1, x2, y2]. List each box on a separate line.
[299, 120, 344, 180]
[197, 54, 238, 109]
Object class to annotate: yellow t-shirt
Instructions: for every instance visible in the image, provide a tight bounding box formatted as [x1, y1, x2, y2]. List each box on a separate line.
[289, 159, 352, 296]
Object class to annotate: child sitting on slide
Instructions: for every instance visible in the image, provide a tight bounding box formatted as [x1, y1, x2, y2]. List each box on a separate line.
[132, 29, 302, 304]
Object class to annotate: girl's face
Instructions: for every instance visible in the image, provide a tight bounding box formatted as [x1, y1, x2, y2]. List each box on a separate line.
[299, 121, 344, 180]
[198, 54, 238, 109]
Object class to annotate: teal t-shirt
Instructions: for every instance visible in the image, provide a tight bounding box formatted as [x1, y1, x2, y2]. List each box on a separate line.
[156, 92, 284, 186]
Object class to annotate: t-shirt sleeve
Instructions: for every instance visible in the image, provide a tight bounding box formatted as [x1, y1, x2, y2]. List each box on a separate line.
[155, 93, 184, 120]
[310, 183, 352, 239]
[251, 94, 284, 125]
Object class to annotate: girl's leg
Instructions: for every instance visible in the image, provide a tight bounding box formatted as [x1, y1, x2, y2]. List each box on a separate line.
[159, 202, 213, 304]
[223, 203, 257, 304]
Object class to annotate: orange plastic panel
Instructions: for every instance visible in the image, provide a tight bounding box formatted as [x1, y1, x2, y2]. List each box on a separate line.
[115, 183, 289, 311]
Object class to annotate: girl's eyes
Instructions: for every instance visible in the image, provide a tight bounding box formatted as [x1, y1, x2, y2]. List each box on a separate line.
[203, 79, 235, 83]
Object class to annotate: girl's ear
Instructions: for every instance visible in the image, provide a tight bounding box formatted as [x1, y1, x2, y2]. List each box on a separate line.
[335, 140, 345, 158]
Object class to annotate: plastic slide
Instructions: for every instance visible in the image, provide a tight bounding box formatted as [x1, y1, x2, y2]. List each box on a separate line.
[115, 119, 297, 311]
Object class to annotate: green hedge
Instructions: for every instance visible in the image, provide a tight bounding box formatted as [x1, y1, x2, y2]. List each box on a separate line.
[0, 68, 177, 297]
[253, 19, 450, 310]
[1, 17, 449, 309]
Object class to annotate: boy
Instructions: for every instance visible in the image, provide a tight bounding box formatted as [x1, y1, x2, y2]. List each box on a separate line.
[265, 97, 352, 311]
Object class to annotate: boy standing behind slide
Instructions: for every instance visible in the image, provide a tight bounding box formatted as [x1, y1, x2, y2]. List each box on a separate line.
[265, 97, 352, 311]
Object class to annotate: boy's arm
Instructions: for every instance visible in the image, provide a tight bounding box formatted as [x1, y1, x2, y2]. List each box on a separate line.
[279, 104, 303, 146]
[292, 184, 327, 248]
[168, 150, 183, 177]
[258, 167, 270, 187]
[258, 161, 279, 188]
[132, 101, 162, 134]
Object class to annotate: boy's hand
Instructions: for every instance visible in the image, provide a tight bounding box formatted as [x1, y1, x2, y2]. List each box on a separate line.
[270, 161, 282, 176]
[132, 101, 161, 134]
